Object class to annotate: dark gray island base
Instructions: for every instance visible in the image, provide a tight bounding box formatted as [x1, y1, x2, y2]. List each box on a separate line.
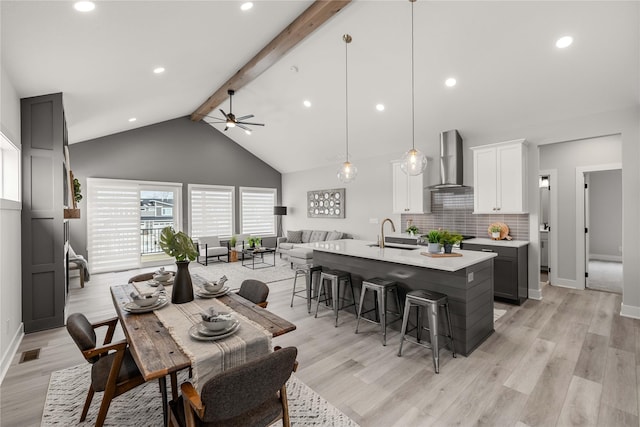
[313, 250, 494, 356]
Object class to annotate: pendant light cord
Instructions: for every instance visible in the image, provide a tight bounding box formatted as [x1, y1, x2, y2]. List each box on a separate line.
[344, 34, 351, 163]
[411, 0, 415, 151]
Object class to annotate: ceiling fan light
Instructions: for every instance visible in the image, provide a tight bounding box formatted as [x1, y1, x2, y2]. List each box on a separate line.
[337, 161, 358, 183]
[400, 148, 427, 176]
[226, 120, 236, 128]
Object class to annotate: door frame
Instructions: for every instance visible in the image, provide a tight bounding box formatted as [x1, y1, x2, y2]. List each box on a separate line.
[575, 163, 622, 290]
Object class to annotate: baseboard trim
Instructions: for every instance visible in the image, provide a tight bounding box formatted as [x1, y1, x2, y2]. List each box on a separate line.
[590, 254, 622, 262]
[528, 288, 543, 300]
[620, 303, 640, 319]
[0, 323, 24, 385]
[552, 278, 578, 289]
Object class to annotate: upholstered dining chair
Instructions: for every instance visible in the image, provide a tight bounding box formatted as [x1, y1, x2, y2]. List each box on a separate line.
[238, 279, 270, 308]
[66, 313, 147, 427]
[169, 346, 298, 427]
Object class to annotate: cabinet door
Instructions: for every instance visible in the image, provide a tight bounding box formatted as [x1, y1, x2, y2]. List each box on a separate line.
[392, 162, 409, 213]
[496, 143, 525, 213]
[407, 172, 425, 213]
[494, 257, 518, 300]
[473, 147, 498, 213]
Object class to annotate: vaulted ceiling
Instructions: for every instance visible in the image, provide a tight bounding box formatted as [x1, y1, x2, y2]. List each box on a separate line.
[2, 1, 638, 174]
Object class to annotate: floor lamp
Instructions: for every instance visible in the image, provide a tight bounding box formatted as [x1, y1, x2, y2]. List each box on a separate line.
[274, 206, 287, 237]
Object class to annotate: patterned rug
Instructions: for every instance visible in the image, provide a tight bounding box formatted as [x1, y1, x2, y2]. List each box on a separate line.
[42, 364, 359, 426]
[189, 257, 296, 290]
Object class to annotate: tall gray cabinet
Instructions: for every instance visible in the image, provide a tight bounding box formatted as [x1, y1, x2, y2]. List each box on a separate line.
[21, 93, 69, 333]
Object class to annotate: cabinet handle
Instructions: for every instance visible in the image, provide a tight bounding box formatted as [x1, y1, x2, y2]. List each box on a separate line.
[481, 249, 494, 252]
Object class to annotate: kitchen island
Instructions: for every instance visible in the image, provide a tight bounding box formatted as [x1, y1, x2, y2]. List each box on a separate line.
[303, 239, 497, 356]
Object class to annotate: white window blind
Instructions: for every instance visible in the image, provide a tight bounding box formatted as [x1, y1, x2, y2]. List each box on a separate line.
[189, 185, 234, 239]
[87, 178, 141, 273]
[240, 187, 276, 236]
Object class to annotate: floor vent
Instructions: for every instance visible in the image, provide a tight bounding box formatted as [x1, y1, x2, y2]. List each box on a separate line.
[19, 348, 40, 363]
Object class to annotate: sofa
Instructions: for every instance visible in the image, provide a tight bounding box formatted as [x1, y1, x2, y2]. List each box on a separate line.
[276, 229, 351, 266]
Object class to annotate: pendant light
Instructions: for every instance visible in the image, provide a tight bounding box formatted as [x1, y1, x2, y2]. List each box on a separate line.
[400, 0, 427, 176]
[337, 34, 358, 183]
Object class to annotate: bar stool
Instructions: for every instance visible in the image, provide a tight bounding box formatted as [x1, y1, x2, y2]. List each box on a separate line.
[397, 289, 456, 374]
[314, 269, 357, 327]
[290, 264, 322, 313]
[355, 278, 402, 346]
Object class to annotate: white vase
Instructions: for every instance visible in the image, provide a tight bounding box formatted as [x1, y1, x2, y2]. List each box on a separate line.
[427, 242, 441, 254]
[492, 231, 500, 239]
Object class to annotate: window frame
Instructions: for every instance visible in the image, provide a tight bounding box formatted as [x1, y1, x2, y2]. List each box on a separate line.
[239, 186, 277, 237]
[188, 184, 235, 239]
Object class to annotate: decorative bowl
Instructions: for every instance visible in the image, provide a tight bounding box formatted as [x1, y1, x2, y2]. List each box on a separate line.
[154, 271, 172, 282]
[133, 294, 159, 307]
[203, 281, 224, 293]
[202, 313, 233, 331]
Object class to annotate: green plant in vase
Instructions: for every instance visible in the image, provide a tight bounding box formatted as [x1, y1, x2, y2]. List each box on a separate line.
[425, 230, 442, 254]
[159, 226, 198, 303]
[247, 236, 262, 248]
[439, 230, 463, 254]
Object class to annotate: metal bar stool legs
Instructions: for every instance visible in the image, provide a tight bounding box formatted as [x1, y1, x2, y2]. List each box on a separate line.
[355, 278, 402, 345]
[314, 269, 356, 327]
[397, 290, 456, 373]
[290, 265, 321, 313]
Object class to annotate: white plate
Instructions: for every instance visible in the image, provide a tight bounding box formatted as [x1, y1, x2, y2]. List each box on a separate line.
[148, 277, 174, 287]
[123, 296, 169, 313]
[196, 319, 240, 337]
[195, 286, 229, 298]
[189, 322, 240, 341]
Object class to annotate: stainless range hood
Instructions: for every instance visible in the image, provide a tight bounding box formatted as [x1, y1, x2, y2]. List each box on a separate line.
[430, 129, 464, 189]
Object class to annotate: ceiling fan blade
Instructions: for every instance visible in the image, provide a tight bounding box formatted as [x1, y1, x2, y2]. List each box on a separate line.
[238, 122, 265, 127]
[236, 123, 251, 131]
[223, 126, 229, 131]
[204, 116, 226, 122]
[219, 109, 228, 118]
[235, 114, 254, 121]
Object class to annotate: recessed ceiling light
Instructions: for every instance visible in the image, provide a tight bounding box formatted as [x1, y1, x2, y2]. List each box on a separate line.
[556, 36, 573, 49]
[241, 2, 253, 11]
[153, 67, 165, 74]
[128, 118, 137, 123]
[375, 104, 385, 111]
[445, 78, 457, 87]
[74, 1, 95, 12]
[303, 100, 312, 108]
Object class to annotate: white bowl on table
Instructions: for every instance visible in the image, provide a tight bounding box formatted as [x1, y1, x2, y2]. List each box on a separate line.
[153, 271, 172, 283]
[133, 294, 159, 307]
[202, 313, 233, 331]
[203, 281, 224, 293]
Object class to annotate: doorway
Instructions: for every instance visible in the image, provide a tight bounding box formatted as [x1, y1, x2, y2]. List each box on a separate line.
[584, 169, 623, 293]
[539, 175, 550, 285]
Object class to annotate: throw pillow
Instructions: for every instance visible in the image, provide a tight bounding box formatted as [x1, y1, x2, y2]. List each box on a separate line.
[287, 230, 303, 244]
[301, 230, 313, 243]
[326, 231, 343, 241]
[309, 230, 328, 242]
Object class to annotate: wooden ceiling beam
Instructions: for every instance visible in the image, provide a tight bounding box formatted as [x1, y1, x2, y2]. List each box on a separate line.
[190, 0, 351, 122]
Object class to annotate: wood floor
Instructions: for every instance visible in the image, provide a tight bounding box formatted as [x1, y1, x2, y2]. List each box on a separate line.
[1, 266, 639, 426]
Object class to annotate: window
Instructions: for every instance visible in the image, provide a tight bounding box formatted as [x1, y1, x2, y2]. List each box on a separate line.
[87, 178, 182, 273]
[189, 184, 234, 239]
[0, 132, 20, 202]
[240, 187, 276, 236]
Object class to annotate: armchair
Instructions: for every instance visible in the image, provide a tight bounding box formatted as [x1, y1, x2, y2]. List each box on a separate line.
[196, 236, 228, 265]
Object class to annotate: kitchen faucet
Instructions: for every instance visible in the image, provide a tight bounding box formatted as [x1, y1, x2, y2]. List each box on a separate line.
[380, 218, 396, 248]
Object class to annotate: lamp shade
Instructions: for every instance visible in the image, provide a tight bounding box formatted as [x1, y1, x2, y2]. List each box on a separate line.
[273, 206, 287, 216]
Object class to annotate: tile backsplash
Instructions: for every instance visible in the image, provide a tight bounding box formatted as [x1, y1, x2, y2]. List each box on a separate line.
[402, 187, 530, 241]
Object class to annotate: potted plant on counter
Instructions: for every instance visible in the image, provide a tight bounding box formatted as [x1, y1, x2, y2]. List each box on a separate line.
[159, 226, 198, 304]
[425, 230, 442, 254]
[490, 224, 502, 240]
[439, 230, 464, 254]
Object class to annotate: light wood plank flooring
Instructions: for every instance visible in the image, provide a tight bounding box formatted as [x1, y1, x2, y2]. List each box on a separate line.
[1, 266, 639, 426]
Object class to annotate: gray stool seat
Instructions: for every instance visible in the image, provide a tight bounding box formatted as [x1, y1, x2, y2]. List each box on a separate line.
[290, 264, 322, 313]
[314, 269, 357, 327]
[355, 278, 402, 346]
[397, 289, 456, 373]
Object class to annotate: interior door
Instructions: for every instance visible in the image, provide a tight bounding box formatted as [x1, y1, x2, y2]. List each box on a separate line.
[584, 173, 590, 288]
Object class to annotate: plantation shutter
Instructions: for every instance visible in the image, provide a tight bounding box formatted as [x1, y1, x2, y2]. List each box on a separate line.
[189, 185, 234, 239]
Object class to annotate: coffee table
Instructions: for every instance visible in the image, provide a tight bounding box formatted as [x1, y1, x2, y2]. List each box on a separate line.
[242, 247, 276, 269]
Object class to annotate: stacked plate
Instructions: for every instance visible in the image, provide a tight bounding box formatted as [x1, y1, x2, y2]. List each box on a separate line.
[148, 277, 174, 287]
[189, 319, 240, 341]
[195, 286, 230, 299]
[123, 295, 169, 313]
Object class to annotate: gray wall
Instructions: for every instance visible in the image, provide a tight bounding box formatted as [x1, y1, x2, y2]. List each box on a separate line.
[68, 117, 281, 256]
[539, 135, 622, 282]
[0, 64, 23, 379]
[589, 169, 622, 259]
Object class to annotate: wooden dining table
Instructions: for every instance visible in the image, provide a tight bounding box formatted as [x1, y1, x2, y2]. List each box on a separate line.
[110, 284, 296, 426]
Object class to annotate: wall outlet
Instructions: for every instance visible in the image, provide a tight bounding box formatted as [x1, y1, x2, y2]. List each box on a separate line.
[468, 272, 474, 283]
[369, 218, 379, 224]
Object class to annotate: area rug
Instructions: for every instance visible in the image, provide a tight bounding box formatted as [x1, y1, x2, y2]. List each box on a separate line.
[189, 257, 296, 290]
[41, 364, 359, 426]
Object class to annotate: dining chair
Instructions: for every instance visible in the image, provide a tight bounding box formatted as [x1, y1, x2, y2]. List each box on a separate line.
[66, 312, 147, 427]
[169, 346, 298, 427]
[238, 279, 270, 308]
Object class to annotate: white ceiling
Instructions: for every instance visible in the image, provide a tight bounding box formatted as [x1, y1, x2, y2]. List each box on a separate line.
[2, 1, 639, 174]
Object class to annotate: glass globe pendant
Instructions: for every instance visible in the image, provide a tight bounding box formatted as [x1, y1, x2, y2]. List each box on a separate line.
[337, 160, 358, 183]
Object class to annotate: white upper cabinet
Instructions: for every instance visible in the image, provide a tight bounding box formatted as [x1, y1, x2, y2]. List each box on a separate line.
[471, 139, 527, 214]
[392, 161, 430, 214]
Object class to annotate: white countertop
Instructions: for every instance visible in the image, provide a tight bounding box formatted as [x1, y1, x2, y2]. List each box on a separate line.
[299, 239, 497, 272]
[463, 238, 529, 248]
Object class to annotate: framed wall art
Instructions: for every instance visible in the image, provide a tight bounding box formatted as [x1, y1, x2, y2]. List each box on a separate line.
[307, 188, 345, 218]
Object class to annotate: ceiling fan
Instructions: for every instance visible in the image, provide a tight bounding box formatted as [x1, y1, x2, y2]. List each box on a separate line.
[205, 89, 265, 134]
